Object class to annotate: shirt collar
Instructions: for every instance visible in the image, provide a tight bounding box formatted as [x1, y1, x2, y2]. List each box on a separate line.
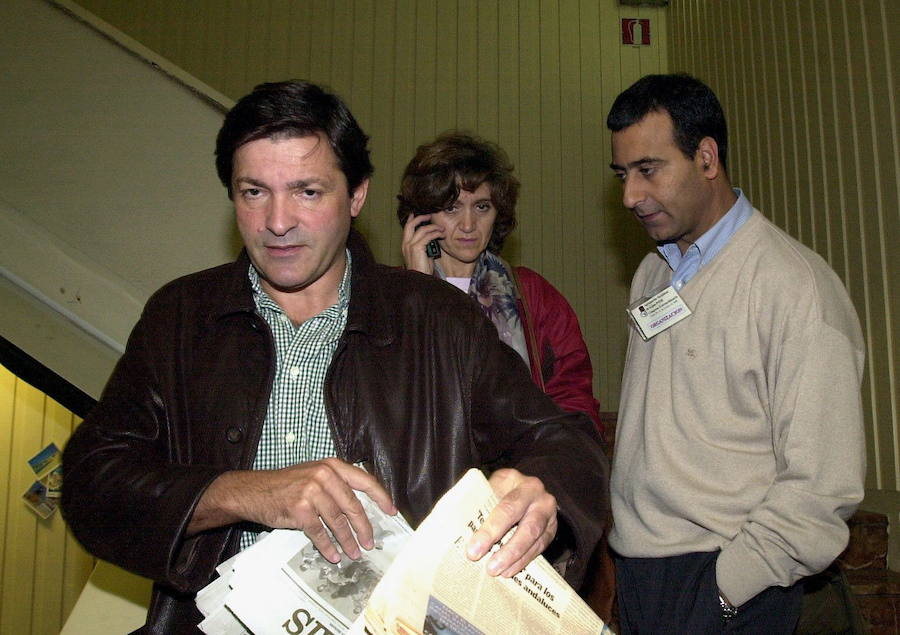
[658, 188, 752, 273]
[250, 249, 353, 318]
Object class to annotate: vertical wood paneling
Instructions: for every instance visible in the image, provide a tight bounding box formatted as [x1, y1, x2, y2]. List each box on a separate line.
[596, 0, 627, 410]
[264, 1, 289, 82]
[575, 0, 600, 333]
[558, 0, 583, 309]
[496, 0, 520, 174]
[743, 0, 763, 211]
[455, 0, 478, 129]
[0, 366, 94, 633]
[778, 1, 801, 239]
[1, 378, 43, 633]
[669, 0, 899, 494]
[516, 0, 543, 270]
[434, 1, 459, 135]
[538, 0, 563, 276]
[475, 0, 499, 141]
[413, 0, 438, 142]
[366, 0, 399, 259]
[0, 366, 13, 626]
[31, 400, 73, 634]
[790, 4, 821, 249]
[877, 0, 900, 485]
[350, 1, 376, 141]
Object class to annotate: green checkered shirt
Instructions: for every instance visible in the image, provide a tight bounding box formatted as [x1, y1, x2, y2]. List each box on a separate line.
[239, 251, 351, 549]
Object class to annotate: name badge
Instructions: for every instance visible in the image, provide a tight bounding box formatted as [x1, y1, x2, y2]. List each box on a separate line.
[626, 284, 692, 341]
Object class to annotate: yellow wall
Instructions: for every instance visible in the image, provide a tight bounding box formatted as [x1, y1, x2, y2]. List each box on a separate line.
[68, 0, 670, 412]
[667, 0, 899, 495]
[0, 365, 93, 634]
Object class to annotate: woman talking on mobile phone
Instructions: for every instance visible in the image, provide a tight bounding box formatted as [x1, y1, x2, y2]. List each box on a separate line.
[396, 132, 602, 433]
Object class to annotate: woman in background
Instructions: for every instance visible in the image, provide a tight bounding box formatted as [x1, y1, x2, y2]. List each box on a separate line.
[396, 132, 602, 433]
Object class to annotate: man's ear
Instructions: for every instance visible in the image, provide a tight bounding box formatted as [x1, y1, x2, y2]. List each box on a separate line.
[350, 179, 369, 218]
[697, 137, 721, 179]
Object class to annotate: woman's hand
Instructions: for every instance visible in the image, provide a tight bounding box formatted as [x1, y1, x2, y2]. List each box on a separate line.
[402, 213, 444, 275]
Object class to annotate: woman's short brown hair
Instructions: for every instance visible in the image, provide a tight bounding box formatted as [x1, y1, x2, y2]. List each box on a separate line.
[396, 132, 519, 253]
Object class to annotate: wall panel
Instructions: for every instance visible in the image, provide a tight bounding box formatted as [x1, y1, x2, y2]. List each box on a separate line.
[0, 366, 93, 634]
[669, 0, 899, 494]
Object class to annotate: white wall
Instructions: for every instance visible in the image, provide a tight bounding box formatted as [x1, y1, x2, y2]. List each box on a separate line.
[0, 0, 237, 396]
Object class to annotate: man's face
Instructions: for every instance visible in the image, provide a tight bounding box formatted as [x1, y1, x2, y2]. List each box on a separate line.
[610, 110, 715, 252]
[232, 134, 367, 304]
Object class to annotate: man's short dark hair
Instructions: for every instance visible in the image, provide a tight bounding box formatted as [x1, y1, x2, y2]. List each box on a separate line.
[396, 132, 519, 254]
[215, 80, 373, 198]
[607, 73, 729, 172]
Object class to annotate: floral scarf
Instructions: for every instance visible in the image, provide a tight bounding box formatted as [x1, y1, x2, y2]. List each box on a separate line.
[434, 251, 530, 367]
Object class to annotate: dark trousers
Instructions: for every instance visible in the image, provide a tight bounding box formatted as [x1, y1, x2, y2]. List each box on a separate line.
[614, 550, 803, 634]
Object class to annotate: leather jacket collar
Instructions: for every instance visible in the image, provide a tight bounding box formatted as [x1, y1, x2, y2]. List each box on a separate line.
[202, 227, 395, 348]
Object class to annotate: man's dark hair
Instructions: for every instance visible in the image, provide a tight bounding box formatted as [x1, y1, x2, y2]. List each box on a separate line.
[215, 80, 373, 198]
[396, 132, 519, 253]
[607, 73, 728, 172]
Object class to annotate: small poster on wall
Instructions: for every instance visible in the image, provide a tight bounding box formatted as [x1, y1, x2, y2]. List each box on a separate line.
[22, 442, 63, 518]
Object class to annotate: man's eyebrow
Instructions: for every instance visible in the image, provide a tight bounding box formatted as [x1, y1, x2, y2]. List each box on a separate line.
[233, 176, 267, 187]
[609, 157, 663, 171]
[232, 176, 334, 189]
[286, 178, 324, 190]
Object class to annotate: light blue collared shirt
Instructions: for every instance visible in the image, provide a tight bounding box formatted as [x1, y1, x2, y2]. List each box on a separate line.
[659, 188, 753, 290]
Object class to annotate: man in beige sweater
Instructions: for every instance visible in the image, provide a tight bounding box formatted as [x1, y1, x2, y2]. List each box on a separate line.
[606, 74, 865, 633]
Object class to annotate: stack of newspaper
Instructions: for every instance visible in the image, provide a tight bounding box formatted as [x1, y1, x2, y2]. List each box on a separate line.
[196, 469, 612, 634]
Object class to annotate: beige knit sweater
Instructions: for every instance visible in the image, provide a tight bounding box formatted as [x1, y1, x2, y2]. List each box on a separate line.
[609, 209, 866, 607]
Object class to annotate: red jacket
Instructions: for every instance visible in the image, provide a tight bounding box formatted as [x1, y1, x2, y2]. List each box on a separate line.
[515, 267, 603, 434]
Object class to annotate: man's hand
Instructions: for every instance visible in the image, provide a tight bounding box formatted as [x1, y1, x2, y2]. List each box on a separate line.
[466, 468, 558, 577]
[188, 458, 396, 563]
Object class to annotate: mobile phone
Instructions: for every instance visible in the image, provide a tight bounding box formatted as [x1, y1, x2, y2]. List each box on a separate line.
[414, 212, 442, 259]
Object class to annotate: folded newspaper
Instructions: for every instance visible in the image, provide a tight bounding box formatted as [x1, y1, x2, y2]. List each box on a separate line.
[196, 469, 612, 634]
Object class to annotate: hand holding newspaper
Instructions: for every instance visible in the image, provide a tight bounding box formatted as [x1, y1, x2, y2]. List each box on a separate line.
[197, 469, 613, 635]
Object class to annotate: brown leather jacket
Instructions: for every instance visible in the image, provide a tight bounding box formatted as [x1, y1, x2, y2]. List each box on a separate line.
[62, 230, 609, 634]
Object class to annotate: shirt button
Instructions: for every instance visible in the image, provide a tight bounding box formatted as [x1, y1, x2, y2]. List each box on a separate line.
[289, 367, 300, 378]
[285, 432, 296, 443]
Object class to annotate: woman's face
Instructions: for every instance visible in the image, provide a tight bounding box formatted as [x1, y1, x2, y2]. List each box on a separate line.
[431, 181, 497, 277]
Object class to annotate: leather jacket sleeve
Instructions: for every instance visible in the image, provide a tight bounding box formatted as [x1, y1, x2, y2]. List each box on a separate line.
[61, 268, 271, 593]
[465, 312, 609, 588]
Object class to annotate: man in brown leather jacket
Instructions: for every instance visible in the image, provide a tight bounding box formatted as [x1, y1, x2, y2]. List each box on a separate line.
[61, 80, 609, 634]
